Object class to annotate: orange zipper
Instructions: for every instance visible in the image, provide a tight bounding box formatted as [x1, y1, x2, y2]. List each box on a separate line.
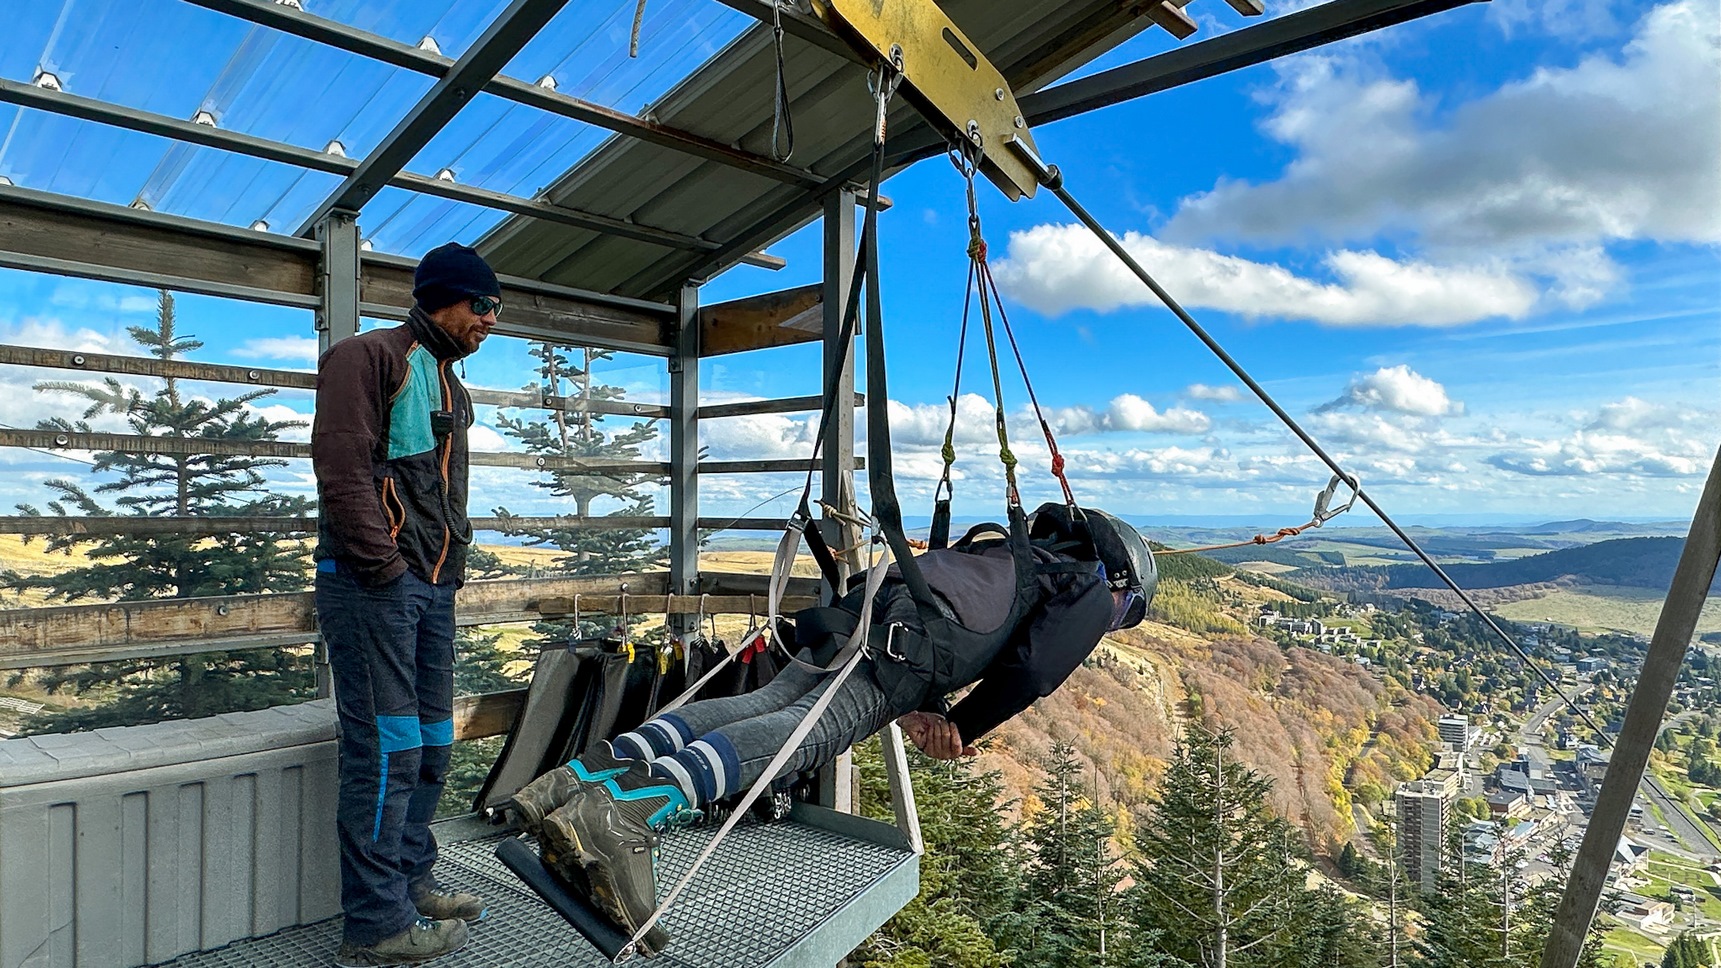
[382, 477, 406, 539]
[431, 359, 453, 584]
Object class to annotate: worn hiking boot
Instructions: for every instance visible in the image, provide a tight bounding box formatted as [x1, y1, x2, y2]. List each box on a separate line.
[506, 743, 632, 838]
[334, 916, 468, 967]
[412, 883, 489, 923]
[537, 761, 697, 956]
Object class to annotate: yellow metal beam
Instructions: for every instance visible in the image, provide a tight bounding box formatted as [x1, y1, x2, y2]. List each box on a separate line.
[813, 0, 1043, 200]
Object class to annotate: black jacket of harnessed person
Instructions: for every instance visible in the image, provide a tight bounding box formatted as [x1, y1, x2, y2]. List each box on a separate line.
[805, 539, 1116, 743]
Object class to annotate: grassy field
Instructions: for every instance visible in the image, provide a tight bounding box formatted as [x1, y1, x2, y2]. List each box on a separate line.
[1491, 585, 1721, 636]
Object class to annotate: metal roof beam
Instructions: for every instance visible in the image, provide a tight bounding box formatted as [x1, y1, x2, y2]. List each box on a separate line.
[0, 185, 676, 351]
[178, 0, 823, 189]
[295, 0, 573, 234]
[706, 0, 867, 64]
[1017, 0, 1487, 126]
[0, 78, 788, 267]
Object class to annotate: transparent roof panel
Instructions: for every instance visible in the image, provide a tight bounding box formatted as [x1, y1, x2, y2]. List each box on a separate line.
[1, 0, 753, 244]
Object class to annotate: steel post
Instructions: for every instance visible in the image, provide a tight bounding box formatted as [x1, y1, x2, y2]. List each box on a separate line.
[312, 211, 361, 697]
[669, 285, 702, 610]
[1541, 445, 1721, 967]
[820, 189, 861, 590]
[811, 189, 861, 812]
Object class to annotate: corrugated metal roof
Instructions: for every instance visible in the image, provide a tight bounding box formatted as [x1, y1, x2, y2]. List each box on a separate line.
[478, 0, 1165, 300]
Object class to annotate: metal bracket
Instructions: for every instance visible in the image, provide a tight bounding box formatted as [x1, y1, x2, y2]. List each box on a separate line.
[811, 0, 1042, 200]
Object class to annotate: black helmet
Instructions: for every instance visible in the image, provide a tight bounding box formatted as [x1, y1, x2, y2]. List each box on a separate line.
[1029, 503, 1157, 629]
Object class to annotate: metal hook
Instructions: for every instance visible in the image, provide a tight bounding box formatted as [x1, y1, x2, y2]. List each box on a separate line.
[619, 582, 630, 640]
[747, 594, 760, 632]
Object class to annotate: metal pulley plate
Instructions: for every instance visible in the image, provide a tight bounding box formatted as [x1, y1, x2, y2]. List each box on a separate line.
[813, 0, 1042, 200]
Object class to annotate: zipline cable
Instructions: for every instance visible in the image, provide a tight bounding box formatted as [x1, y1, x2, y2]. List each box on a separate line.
[1006, 142, 1610, 745]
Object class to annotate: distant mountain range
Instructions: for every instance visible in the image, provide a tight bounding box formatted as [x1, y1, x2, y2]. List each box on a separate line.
[1350, 537, 1718, 593]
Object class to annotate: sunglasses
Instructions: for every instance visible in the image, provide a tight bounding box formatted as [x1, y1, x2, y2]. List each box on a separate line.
[469, 295, 502, 317]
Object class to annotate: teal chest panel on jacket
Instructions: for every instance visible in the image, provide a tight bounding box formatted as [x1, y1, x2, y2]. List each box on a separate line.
[388, 344, 443, 461]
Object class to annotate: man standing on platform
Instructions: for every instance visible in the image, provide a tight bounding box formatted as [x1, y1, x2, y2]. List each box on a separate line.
[313, 242, 501, 966]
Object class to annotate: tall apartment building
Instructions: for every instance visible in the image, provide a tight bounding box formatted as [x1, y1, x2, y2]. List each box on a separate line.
[1397, 778, 1452, 892]
[1438, 713, 1471, 753]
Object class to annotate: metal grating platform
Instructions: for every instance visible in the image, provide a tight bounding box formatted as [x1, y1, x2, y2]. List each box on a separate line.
[152, 807, 918, 968]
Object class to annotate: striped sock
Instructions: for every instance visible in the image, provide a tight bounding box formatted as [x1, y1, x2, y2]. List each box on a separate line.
[612, 715, 693, 761]
[651, 734, 741, 809]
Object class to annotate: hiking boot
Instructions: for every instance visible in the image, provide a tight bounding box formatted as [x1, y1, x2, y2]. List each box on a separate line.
[506, 743, 631, 838]
[537, 761, 697, 956]
[412, 883, 489, 923]
[334, 916, 468, 967]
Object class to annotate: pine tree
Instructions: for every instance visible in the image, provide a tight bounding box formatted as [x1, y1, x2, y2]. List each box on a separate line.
[1663, 932, 1712, 968]
[852, 741, 1024, 968]
[490, 343, 667, 652]
[6, 291, 315, 732]
[491, 343, 665, 579]
[1017, 742, 1125, 967]
[1123, 727, 1315, 968]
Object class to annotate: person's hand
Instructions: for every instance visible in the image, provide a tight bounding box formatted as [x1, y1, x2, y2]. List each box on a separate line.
[896, 711, 976, 760]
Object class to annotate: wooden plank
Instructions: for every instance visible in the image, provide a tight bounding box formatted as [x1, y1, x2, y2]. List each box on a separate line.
[535, 594, 817, 616]
[0, 516, 319, 536]
[697, 393, 863, 420]
[0, 190, 317, 299]
[702, 571, 822, 599]
[452, 688, 527, 742]
[699, 458, 864, 474]
[699, 284, 823, 357]
[0, 344, 317, 390]
[360, 258, 672, 351]
[0, 573, 672, 668]
[1146, 0, 1199, 39]
[0, 515, 789, 536]
[0, 188, 677, 353]
[0, 343, 668, 418]
[0, 428, 669, 475]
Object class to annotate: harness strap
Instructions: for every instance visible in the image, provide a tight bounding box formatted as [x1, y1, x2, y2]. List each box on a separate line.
[626, 540, 895, 956]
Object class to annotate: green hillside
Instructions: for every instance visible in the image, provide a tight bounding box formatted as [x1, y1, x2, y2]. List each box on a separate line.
[1371, 536, 1702, 590]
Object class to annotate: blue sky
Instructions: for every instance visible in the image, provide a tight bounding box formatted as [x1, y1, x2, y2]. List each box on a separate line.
[0, 0, 1715, 531]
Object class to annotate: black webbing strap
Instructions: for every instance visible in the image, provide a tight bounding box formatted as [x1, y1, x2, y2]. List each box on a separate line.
[861, 136, 1039, 638]
[789, 215, 876, 593]
[929, 499, 952, 551]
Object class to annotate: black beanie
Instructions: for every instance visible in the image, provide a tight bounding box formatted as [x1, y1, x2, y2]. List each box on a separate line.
[413, 242, 500, 312]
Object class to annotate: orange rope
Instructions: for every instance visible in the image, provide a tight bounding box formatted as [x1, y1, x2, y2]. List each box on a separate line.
[1155, 521, 1317, 556]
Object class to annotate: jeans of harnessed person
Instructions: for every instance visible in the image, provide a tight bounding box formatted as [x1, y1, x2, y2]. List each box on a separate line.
[621, 586, 926, 806]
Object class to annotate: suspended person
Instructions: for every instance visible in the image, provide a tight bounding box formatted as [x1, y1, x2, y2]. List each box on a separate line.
[313, 243, 501, 967]
[503, 504, 1156, 955]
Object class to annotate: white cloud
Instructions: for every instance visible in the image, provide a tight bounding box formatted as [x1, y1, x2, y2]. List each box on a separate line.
[1186, 383, 1242, 403]
[1043, 394, 1212, 436]
[1163, 2, 1720, 295]
[1487, 431, 1709, 477]
[1, 316, 131, 354]
[1317, 365, 1462, 416]
[244, 403, 312, 442]
[1489, 0, 1631, 40]
[700, 412, 816, 461]
[991, 223, 1536, 326]
[467, 424, 509, 453]
[235, 336, 320, 365]
[48, 284, 157, 316]
[1486, 397, 1716, 477]
[1584, 396, 1691, 432]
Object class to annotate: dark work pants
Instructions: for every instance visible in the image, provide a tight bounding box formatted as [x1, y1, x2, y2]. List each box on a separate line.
[316, 562, 456, 946]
